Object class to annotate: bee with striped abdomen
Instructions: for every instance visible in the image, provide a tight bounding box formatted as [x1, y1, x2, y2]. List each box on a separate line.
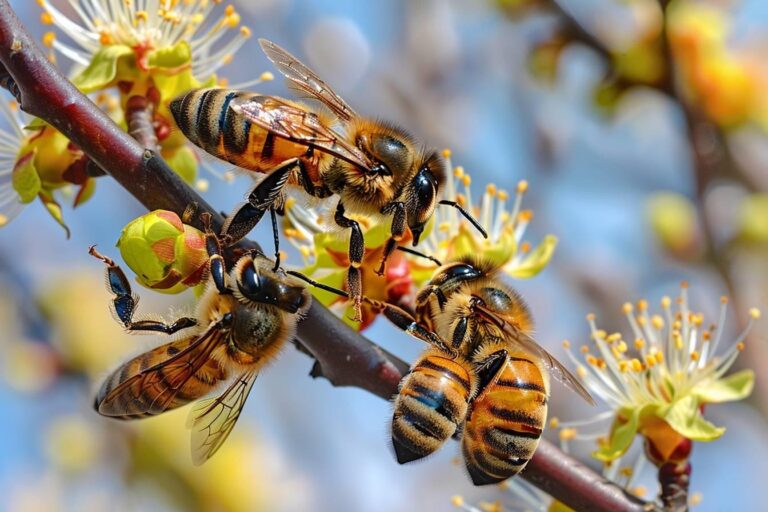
[368, 255, 593, 484]
[170, 39, 486, 321]
[90, 216, 311, 464]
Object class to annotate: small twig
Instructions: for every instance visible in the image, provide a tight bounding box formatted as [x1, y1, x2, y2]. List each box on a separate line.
[0, 3, 653, 510]
[125, 95, 159, 151]
[658, 460, 691, 512]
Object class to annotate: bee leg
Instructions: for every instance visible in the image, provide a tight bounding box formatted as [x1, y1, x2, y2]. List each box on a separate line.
[221, 159, 296, 245]
[376, 202, 406, 276]
[201, 213, 230, 295]
[395, 246, 442, 267]
[365, 298, 457, 356]
[88, 246, 197, 334]
[474, 349, 509, 399]
[334, 202, 365, 321]
[269, 206, 281, 272]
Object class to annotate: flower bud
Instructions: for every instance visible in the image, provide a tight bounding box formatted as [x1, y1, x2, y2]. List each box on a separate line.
[647, 192, 701, 258]
[117, 210, 208, 293]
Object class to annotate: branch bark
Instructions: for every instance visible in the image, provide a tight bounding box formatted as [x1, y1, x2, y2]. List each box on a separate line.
[0, 2, 652, 510]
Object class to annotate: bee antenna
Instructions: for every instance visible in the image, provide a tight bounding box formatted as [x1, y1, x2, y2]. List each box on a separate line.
[438, 200, 488, 239]
[285, 270, 349, 299]
[396, 246, 442, 267]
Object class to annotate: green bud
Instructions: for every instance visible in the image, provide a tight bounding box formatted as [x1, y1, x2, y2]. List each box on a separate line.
[117, 210, 207, 294]
[739, 194, 768, 243]
[647, 192, 700, 257]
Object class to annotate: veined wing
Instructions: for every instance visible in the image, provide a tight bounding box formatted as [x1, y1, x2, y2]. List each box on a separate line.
[187, 369, 258, 465]
[478, 305, 595, 405]
[97, 321, 227, 417]
[259, 38, 358, 122]
[230, 95, 371, 169]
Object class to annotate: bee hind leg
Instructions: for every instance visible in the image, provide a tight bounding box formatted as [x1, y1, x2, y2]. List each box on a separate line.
[88, 245, 197, 335]
[376, 202, 406, 276]
[334, 202, 365, 322]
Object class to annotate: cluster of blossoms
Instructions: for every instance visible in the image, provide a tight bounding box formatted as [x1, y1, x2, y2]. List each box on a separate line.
[282, 150, 557, 329]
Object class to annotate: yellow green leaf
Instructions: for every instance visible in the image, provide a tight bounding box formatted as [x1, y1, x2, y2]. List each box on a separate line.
[312, 270, 347, 307]
[660, 396, 725, 441]
[71, 45, 134, 93]
[74, 178, 96, 207]
[147, 41, 192, 69]
[505, 234, 557, 278]
[593, 406, 641, 462]
[23, 117, 47, 131]
[163, 145, 198, 183]
[694, 369, 754, 403]
[38, 191, 70, 238]
[12, 150, 40, 203]
[118, 236, 168, 285]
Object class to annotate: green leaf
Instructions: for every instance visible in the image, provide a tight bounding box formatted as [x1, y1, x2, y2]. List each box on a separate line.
[312, 270, 347, 307]
[694, 369, 754, 403]
[38, 190, 70, 238]
[593, 406, 641, 462]
[12, 150, 41, 203]
[23, 117, 47, 131]
[661, 396, 725, 441]
[505, 234, 557, 278]
[71, 45, 134, 93]
[163, 145, 198, 183]
[147, 41, 192, 69]
[73, 178, 96, 207]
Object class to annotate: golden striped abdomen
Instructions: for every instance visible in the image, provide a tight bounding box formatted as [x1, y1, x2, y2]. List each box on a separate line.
[95, 336, 228, 419]
[169, 88, 323, 179]
[462, 352, 548, 485]
[392, 351, 475, 463]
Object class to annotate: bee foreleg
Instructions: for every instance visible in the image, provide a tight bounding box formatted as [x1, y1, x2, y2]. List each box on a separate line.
[221, 159, 296, 246]
[203, 216, 230, 295]
[376, 202, 406, 277]
[88, 245, 198, 334]
[474, 349, 509, 398]
[334, 202, 365, 322]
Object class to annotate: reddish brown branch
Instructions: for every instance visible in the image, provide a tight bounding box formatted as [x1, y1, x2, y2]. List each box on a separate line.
[0, 2, 652, 510]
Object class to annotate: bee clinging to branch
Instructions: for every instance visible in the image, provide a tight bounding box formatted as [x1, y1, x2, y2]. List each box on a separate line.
[169, 39, 486, 321]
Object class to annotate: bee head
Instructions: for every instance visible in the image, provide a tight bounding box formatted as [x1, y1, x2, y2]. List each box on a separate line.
[235, 257, 310, 314]
[401, 150, 445, 245]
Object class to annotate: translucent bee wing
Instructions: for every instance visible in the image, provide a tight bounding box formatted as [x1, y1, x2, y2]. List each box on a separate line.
[259, 38, 358, 122]
[505, 325, 595, 405]
[188, 370, 258, 465]
[229, 95, 372, 169]
[97, 322, 226, 416]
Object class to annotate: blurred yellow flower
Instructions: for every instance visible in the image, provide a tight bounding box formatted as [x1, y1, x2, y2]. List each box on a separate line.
[44, 415, 101, 473]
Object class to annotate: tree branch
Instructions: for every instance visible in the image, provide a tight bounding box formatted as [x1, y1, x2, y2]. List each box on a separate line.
[0, 2, 651, 510]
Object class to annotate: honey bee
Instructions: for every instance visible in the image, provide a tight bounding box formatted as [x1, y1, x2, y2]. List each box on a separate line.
[89, 218, 311, 464]
[169, 39, 485, 321]
[369, 256, 594, 484]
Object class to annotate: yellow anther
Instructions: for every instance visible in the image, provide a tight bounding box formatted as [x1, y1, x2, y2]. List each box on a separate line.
[299, 246, 311, 258]
[562, 339, 571, 349]
[455, 194, 466, 207]
[218, 77, 229, 87]
[606, 333, 622, 344]
[651, 315, 664, 330]
[586, 313, 596, 322]
[654, 352, 664, 364]
[634, 338, 645, 350]
[690, 351, 700, 361]
[618, 360, 629, 372]
[438, 222, 451, 233]
[136, 10, 149, 23]
[749, 308, 761, 320]
[673, 320, 681, 331]
[453, 166, 464, 178]
[36, 0, 45, 7]
[225, 5, 235, 15]
[617, 341, 628, 353]
[622, 302, 633, 314]
[486, 183, 497, 196]
[593, 329, 607, 340]
[259, 71, 274, 81]
[661, 296, 671, 309]
[737, 342, 745, 351]
[225, 12, 241, 28]
[702, 331, 711, 341]
[577, 366, 588, 378]
[450, 496, 464, 507]
[690, 492, 703, 506]
[630, 359, 643, 372]
[580, 345, 590, 354]
[517, 180, 528, 194]
[520, 241, 531, 253]
[42, 31, 55, 47]
[240, 26, 252, 38]
[633, 487, 647, 498]
[586, 354, 597, 366]
[442, 148, 451, 158]
[674, 331, 684, 350]
[645, 354, 656, 367]
[518, 209, 533, 222]
[497, 190, 508, 201]
[720, 296, 728, 304]
[40, 11, 53, 25]
[0, 214, 7, 227]
[190, 13, 204, 24]
[636, 316, 647, 326]
[619, 467, 633, 477]
[559, 428, 577, 441]
[637, 299, 648, 311]
[223, 54, 234, 65]
[99, 31, 113, 45]
[462, 175, 471, 187]
[680, 280, 688, 289]
[596, 358, 606, 369]
[549, 417, 559, 428]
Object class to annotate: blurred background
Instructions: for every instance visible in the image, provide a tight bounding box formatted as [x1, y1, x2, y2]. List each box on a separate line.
[1, 0, 768, 510]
